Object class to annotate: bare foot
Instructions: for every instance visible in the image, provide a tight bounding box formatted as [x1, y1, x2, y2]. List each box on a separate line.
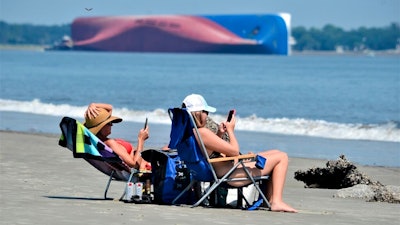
[270, 202, 298, 213]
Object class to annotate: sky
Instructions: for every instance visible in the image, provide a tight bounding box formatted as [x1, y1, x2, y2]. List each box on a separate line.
[0, 0, 399, 30]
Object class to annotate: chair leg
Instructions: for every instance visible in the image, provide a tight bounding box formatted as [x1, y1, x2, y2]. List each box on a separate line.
[172, 180, 196, 205]
[192, 182, 220, 207]
[253, 182, 270, 208]
[240, 162, 271, 209]
[237, 187, 243, 208]
[119, 168, 139, 201]
[193, 162, 243, 207]
[104, 170, 115, 199]
[237, 187, 253, 208]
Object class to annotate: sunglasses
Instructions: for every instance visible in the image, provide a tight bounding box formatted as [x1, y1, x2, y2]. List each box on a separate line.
[202, 110, 209, 115]
[106, 122, 113, 126]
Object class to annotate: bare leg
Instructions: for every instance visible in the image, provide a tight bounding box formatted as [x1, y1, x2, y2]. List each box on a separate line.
[221, 150, 298, 212]
[260, 150, 297, 213]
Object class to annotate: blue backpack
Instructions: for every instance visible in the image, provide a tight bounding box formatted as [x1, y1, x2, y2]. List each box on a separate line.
[141, 149, 192, 204]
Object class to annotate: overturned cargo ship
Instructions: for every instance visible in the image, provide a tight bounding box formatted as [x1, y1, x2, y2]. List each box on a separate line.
[69, 14, 291, 55]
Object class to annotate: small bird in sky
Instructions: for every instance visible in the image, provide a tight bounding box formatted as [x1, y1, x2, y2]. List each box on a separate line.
[85, 8, 93, 11]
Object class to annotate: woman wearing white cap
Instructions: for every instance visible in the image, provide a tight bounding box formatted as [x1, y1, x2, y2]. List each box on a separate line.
[182, 94, 297, 213]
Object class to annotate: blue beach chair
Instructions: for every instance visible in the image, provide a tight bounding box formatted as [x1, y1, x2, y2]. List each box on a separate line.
[58, 116, 138, 199]
[168, 108, 271, 209]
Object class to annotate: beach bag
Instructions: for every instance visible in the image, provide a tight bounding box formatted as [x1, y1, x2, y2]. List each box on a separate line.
[141, 149, 192, 204]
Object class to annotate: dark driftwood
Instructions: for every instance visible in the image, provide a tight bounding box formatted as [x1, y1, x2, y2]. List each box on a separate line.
[294, 155, 399, 203]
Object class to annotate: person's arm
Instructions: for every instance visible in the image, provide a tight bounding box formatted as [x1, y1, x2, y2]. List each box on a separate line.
[132, 126, 149, 166]
[199, 115, 240, 157]
[105, 128, 148, 169]
[105, 139, 140, 167]
[85, 103, 113, 119]
[216, 123, 226, 138]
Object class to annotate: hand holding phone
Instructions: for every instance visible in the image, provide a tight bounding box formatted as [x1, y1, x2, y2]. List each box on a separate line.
[144, 117, 148, 129]
[227, 109, 235, 122]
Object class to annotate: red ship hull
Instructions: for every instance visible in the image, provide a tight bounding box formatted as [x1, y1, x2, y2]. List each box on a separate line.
[71, 14, 290, 55]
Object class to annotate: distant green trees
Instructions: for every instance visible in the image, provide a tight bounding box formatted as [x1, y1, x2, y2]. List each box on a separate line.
[0, 21, 69, 45]
[0, 21, 399, 51]
[292, 23, 400, 51]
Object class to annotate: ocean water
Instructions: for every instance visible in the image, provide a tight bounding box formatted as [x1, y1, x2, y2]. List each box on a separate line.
[1, 49, 399, 167]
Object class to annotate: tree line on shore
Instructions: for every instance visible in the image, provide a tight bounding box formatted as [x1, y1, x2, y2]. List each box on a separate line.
[292, 23, 399, 52]
[0, 21, 399, 52]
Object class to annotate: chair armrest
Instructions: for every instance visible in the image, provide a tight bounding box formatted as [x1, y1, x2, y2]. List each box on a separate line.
[209, 153, 256, 163]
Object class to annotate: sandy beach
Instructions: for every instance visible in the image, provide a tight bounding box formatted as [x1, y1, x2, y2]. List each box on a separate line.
[1, 131, 399, 225]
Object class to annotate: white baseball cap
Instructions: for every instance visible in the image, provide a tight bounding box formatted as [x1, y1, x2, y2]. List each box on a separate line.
[182, 94, 217, 113]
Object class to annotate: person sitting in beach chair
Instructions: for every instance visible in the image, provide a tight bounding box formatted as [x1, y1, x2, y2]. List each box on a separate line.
[179, 94, 297, 213]
[84, 103, 150, 171]
[58, 105, 150, 200]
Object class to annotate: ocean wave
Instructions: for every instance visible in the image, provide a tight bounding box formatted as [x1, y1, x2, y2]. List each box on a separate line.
[1, 98, 399, 142]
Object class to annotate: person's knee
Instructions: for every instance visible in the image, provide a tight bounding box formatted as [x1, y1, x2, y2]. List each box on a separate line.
[261, 150, 288, 163]
[265, 149, 280, 154]
[279, 151, 288, 161]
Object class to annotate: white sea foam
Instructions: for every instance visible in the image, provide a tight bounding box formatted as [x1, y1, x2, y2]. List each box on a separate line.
[1, 98, 399, 142]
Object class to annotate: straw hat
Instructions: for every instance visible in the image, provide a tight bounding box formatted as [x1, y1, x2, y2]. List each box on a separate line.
[84, 108, 122, 135]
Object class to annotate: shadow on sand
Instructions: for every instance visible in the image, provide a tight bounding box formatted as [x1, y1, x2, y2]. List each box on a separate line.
[44, 196, 115, 201]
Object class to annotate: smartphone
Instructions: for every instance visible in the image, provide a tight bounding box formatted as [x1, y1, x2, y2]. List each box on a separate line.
[227, 109, 235, 122]
[144, 117, 148, 129]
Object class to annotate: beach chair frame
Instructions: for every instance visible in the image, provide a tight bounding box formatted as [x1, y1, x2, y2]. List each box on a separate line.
[58, 116, 138, 199]
[168, 108, 271, 209]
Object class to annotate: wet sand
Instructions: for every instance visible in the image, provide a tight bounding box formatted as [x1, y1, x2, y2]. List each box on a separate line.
[1, 131, 399, 225]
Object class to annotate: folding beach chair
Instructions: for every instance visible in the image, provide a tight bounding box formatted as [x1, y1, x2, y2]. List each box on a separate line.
[167, 108, 271, 209]
[58, 116, 139, 199]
